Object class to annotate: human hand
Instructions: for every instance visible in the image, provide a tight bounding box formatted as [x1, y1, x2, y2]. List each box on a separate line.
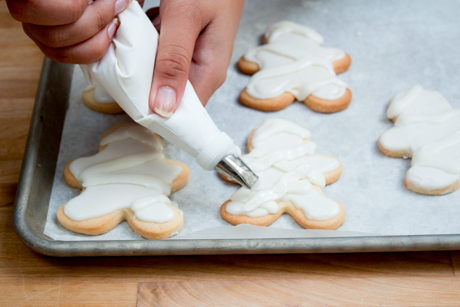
[6, 0, 145, 64]
[147, 0, 244, 117]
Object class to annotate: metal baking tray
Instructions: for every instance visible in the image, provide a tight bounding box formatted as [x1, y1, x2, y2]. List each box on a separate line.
[12, 58, 460, 256]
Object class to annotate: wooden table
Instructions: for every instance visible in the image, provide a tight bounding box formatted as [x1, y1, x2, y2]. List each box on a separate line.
[1, 2, 460, 306]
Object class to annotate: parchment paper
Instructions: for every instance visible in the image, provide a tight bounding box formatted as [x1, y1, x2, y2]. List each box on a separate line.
[44, 0, 460, 241]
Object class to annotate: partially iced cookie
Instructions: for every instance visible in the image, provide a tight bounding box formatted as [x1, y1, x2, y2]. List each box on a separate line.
[220, 119, 345, 230]
[238, 21, 352, 113]
[58, 124, 190, 239]
[378, 85, 460, 195]
[82, 85, 124, 114]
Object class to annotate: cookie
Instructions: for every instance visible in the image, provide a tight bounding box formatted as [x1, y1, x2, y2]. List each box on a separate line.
[58, 124, 190, 239]
[82, 86, 124, 114]
[378, 85, 460, 195]
[239, 21, 352, 75]
[238, 21, 352, 113]
[219, 119, 345, 230]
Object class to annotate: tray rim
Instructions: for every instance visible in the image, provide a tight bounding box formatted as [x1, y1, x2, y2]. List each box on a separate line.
[13, 58, 460, 257]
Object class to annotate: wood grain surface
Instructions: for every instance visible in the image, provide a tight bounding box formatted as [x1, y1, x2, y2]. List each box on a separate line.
[0, 1, 460, 306]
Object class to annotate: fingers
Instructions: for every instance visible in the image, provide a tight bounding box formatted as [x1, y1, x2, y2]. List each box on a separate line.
[188, 52, 228, 106]
[23, 19, 119, 64]
[150, 1, 204, 117]
[6, 0, 89, 26]
[188, 1, 243, 105]
[24, 0, 130, 48]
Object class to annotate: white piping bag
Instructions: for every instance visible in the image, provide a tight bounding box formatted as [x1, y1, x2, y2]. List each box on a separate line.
[80, 1, 258, 189]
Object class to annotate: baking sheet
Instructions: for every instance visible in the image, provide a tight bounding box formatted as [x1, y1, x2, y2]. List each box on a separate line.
[44, 0, 460, 241]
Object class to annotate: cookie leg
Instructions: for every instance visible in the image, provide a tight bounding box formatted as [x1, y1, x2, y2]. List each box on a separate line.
[303, 88, 352, 113]
[220, 200, 284, 226]
[238, 56, 260, 75]
[220, 200, 345, 230]
[332, 53, 352, 74]
[405, 166, 460, 196]
[284, 201, 346, 230]
[377, 138, 411, 159]
[58, 204, 184, 239]
[82, 88, 124, 114]
[126, 206, 184, 240]
[57, 205, 126, 236]
[239, 88, 295, 112]
[64, 161, 82, 189]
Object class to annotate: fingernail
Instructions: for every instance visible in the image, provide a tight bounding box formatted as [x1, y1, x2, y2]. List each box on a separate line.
[115, 0, 130, 15]
[154, 86, 176, 118]
[152, 15, 161, 26]
[107, 18, 119, 39]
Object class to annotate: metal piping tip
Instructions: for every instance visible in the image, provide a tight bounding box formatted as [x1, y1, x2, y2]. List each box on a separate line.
[215, 154, 259, 190]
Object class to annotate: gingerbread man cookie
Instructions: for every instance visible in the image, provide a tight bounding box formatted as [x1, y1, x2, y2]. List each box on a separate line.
[82, 85, 124, 114]
[238, 21, 352, 113]
[378, 85, 460, 195]
[220, 119, 345, 230]
[58, 124, 190, 239]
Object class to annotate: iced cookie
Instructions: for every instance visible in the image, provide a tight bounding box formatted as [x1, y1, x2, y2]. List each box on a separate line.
[58, 124, 190, 239]
[238, 21, 352, 113]
[82, 85, 124, 114]
[239, 21, 352, 75]
[220, 119, 345, 230]
[378, 85, 460, 195]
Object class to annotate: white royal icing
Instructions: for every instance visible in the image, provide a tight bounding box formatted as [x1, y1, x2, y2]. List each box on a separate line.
[226, 119, 341, 219]
[65, 125, 183, 222]
[246, 57, 348, 101]
[386, 85, 452, 120]
[243, 21, 348, 101]
[380, 86, 460, 191]
[261, 21, 346, 66]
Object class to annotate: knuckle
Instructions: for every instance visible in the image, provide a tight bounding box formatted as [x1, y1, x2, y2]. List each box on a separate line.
[93, 45, 108, 62]
[7, 0, 86, 24]
[44, 28, 68, 48]
[48, 49, 74, 64]
[157, 45, 191, 80]
[93, 9, 105, 31]
[87, 41, 111, 63]
[165, 1, 202, 27]
[67, 0, 87, 23]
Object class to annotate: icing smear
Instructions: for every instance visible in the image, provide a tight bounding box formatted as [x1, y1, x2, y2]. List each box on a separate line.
[65, 125, 183, 222]
[226, 119, 341, 219]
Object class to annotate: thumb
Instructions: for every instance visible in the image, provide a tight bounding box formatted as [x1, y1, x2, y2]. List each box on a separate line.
[150, 2, 202, 117]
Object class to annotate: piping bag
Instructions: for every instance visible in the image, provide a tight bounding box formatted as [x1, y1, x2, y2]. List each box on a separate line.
[80, 1, 258, 189]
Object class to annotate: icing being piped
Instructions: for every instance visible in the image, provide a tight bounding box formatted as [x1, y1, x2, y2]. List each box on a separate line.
[226, 119, 341, 219]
